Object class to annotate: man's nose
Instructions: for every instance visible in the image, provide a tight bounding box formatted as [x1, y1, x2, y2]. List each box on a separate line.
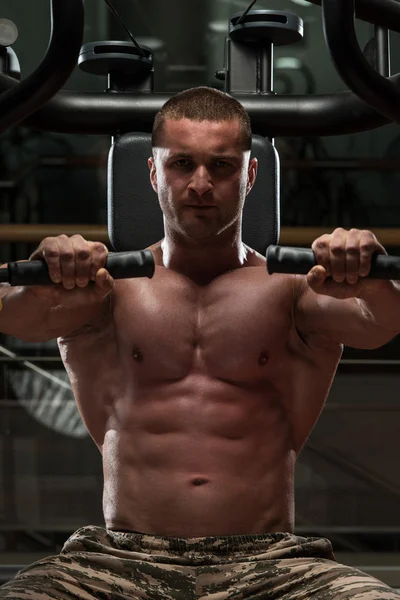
[188, 166, 213, 196]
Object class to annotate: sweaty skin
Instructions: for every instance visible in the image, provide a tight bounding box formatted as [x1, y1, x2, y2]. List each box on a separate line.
[58, 246, 342, 537]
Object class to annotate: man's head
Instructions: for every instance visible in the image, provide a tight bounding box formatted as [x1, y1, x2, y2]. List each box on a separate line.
[148, 86, 258, 243]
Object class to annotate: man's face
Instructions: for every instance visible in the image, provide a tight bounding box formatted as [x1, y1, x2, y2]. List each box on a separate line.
[148, 118, 258, 242]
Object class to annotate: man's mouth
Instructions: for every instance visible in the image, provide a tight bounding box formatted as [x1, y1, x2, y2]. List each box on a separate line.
[186, 205, 216, 210]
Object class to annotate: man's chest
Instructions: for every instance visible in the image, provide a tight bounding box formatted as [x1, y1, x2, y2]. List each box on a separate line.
[113, 267, 296, 382]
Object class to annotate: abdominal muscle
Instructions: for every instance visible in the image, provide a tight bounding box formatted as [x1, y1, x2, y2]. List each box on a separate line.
[101, 376, 296, 537]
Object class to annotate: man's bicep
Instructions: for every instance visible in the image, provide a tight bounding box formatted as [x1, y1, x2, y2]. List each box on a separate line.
[293, 276, 391, 349]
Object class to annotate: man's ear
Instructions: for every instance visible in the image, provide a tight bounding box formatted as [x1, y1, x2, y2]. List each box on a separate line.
[148, 156, 158, 193]
[246, 157, 258, 195]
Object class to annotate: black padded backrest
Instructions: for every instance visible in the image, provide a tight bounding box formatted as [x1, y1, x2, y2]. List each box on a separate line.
[108, 132, 280, 254]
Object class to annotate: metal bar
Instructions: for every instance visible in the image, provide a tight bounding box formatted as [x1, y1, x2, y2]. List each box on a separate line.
[0, 345, 71, 390]
[0, 402, 75, 408]
[341, 359, 400, 365]
[0, 400, 74, 406]
[375, 26, 391, 77]
[296, 526, 400, 533]
[260, 44, 273, 94]
[0, 226, 400, 247]
[0, 224, 109, 244]
[307, 0, 400, 33]
[237, 0, 258, 24]
[324, 403, 400, 411]
[280, 228, 400, 247]
[0, 357, 62, 362]
[322, 0, 400, 125]
[1, 74, 400, 137]
[0, 565, 25, 584]
[0, 0, 84, 133]
[338, 362, 400, 373]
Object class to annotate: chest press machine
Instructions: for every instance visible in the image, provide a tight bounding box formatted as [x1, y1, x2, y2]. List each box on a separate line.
[0, 1, 399, 284]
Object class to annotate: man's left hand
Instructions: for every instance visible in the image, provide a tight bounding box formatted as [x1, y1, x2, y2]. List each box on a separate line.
[307, 228, 388, 299]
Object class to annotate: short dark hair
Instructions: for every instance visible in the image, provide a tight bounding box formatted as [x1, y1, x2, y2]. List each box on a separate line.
[152, 86, 252, 151]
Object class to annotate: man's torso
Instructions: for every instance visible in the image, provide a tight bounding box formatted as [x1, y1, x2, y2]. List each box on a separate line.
[58, 255, 342, 536]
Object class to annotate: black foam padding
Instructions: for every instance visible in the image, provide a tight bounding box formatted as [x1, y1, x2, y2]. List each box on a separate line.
[108, 132, 280, 254]
[267, 245, 400, 279]
[6, 250, 155, 286]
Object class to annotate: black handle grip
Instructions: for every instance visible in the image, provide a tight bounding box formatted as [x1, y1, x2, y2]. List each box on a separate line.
[266, 245, 400, 280]
[2, 250, 155, 286]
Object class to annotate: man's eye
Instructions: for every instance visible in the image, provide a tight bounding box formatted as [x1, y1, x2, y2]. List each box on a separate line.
[175, 159, 191, 167]
[216, 161, 230, 168]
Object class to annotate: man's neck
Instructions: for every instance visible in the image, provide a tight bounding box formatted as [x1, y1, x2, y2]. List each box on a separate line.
[160, 234, 248, 286]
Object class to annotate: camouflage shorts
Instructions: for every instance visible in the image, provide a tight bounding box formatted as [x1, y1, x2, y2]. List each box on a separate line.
[0, 525, 399, 599]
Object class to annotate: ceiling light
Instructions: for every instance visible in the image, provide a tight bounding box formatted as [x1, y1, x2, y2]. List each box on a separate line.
[276, 57, 302, 70]
[289, 0, 313, 6]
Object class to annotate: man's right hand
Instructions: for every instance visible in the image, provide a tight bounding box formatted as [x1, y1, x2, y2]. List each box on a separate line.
[29, 234, 114, 297]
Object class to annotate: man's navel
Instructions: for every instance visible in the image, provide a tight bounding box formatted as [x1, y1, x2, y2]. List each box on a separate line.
[132, 347, 144, 363]
[191, 478, 209, 487]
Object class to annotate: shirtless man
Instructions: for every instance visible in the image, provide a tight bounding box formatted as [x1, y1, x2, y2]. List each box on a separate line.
[0, 86, 399, 599]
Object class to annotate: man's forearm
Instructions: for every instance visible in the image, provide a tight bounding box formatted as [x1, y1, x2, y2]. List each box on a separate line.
[0, 284, 54, 342]
[357, 279, 400, 334]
